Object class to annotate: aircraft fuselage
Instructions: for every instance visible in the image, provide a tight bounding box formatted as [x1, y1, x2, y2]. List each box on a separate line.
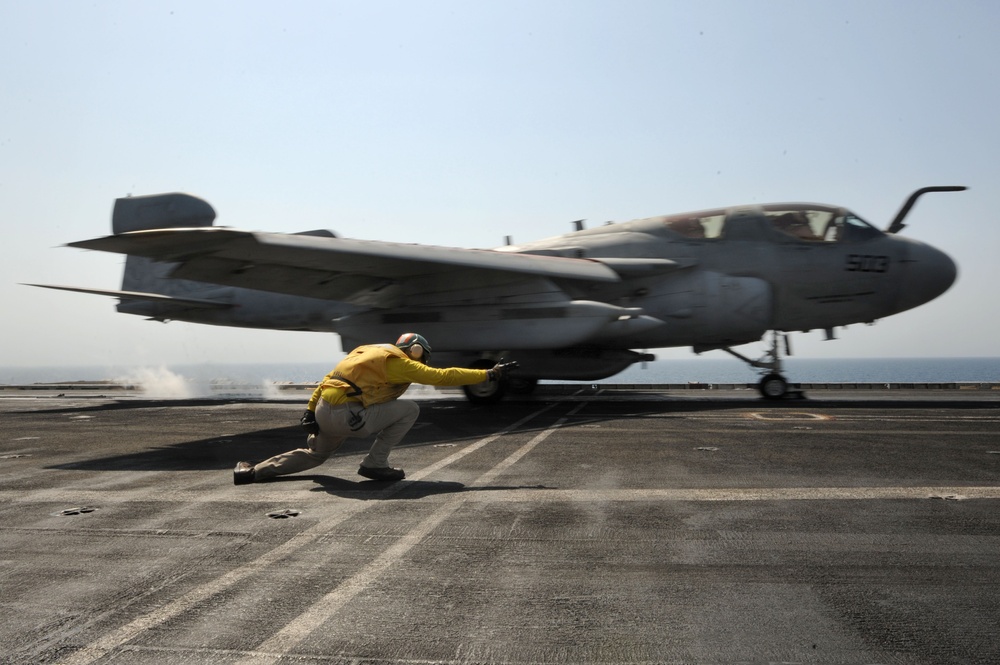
[39, 189, 960, 390]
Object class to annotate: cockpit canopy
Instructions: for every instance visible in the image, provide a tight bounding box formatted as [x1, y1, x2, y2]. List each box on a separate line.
[661, 204, 883, 243]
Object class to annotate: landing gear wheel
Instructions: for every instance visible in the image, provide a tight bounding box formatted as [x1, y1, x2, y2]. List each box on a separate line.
[759, 373, 788, 400]
[462, 359, 508, 405]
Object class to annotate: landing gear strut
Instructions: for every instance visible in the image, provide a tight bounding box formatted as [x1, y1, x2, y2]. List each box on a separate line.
[722, 331, 802, 400]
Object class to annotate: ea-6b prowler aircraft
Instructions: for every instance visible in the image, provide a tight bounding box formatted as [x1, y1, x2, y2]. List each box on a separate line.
[33, 186, 963, 401]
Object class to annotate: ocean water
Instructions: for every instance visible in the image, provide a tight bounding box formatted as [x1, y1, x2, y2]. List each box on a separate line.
[2, 357, 999, 398]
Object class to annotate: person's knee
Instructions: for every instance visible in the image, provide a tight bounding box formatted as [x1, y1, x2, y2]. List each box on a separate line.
[403, 400, 420, 420]
[308, 435, 339, 458]
[393, 401, 419, 428]
[306, 448, 330, 461]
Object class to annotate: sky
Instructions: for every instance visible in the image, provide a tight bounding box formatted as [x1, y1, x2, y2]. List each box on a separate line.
[1, 0, 998, 374]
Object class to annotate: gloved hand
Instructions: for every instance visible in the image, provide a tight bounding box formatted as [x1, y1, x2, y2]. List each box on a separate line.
[300, 409, 320, 435]
[487, 360, 519, 381]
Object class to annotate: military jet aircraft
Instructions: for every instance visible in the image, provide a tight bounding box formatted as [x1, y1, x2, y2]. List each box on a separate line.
[31, 186, 963, 401]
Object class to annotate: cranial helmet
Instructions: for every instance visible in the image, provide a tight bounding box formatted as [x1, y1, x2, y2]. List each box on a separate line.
[395, 332, 432, 361]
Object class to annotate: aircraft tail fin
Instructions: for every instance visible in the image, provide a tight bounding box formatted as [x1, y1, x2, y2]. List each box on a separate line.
[111, 193, 225, 304]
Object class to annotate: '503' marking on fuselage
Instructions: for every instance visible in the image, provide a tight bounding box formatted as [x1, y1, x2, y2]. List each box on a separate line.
[846, 254, 889, 273]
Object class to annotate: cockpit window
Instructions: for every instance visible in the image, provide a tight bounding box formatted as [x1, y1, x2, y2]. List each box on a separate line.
[663, 213, 726, 239]
[660, 204, 883, 243]
[838, 213, 884, 241]
[767, 209, 836, 242]
[805, 213, 884, 242]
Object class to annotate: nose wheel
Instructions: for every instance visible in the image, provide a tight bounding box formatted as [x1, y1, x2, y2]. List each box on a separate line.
[758, 373, 789, 400]
[722, 331, 802, 400]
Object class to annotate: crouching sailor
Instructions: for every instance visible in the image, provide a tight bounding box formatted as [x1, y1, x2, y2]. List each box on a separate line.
[234, 333, 516, 484]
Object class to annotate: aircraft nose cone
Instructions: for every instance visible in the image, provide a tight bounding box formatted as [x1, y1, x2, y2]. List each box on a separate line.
[895, 241, 957, 313]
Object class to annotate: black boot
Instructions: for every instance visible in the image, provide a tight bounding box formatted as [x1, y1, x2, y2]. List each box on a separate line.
[233, 461, 256, 485]
[357, 465, 405, 481]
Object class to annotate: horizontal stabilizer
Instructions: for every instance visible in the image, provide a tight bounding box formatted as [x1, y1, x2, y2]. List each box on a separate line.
[23, 284, 233, 310]
[113, 193, 216, 234]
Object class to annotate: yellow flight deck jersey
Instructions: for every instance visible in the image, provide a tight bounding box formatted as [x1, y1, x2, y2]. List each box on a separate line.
[307, 344, 489, 410]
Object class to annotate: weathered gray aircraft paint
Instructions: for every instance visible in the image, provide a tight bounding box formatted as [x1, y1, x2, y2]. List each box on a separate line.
[32, 186, 962, 401]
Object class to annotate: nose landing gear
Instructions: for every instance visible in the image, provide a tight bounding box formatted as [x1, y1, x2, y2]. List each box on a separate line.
[722, 331, 803, 400]
[758, 372, 790, 399]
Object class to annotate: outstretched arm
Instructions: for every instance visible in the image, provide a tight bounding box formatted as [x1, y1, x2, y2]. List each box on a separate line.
[386, 357, 489, 387]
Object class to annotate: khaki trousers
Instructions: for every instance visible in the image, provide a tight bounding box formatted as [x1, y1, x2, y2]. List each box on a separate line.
[253, 399, 420, 480]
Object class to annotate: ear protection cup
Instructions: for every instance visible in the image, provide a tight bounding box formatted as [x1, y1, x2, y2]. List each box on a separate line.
[395, 333, 432, 362]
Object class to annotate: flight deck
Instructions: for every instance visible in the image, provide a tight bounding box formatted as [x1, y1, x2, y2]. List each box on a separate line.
[1, 386, 999, 664]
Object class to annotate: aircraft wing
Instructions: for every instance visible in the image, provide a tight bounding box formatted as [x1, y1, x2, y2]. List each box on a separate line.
[68, 227, 668, 307]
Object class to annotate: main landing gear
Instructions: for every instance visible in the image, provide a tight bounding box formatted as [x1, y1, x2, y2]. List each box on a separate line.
[462, 359, 507, 404]
[721, 331, 803, 400]
[461, 358, 538, 405]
